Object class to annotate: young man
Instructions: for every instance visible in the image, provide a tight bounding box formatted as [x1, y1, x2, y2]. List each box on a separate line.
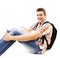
[0, 8, 52, 55]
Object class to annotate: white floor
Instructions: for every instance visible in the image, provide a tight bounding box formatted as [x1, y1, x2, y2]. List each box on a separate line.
[0, 0, 60, 58]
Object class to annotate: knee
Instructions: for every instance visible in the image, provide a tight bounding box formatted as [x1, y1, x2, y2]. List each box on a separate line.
[8, 28, 17, 35]
[10, 28, 17, 32]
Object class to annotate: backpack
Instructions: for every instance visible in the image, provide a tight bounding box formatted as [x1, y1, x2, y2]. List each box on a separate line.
[40, 21, 57, 50]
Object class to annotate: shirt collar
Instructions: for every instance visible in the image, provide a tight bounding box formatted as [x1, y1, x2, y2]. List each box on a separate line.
[38, 20, 46, 25]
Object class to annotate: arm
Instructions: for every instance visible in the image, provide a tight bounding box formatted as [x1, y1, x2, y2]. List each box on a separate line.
[4, 23, 52, 41]
[3, 30, 42, 41]
[19, 26, 33, 34]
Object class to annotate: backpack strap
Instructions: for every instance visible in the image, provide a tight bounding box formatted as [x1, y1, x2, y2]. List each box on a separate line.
[41, 35, 48, 46]
[40, 21, 52, 50]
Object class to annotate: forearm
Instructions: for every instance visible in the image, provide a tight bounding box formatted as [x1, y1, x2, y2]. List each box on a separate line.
[11, 34, 33, 41]
[10, 31, 42, 41]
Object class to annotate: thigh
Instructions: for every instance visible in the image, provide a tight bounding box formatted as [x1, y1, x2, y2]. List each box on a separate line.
[19, 40, 41, 53]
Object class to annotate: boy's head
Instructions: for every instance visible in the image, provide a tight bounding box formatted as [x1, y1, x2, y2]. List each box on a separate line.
[36, 8, 46, 23]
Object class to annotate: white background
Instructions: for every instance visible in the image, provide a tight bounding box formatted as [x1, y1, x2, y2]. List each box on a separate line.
[0, 0, 60, 58]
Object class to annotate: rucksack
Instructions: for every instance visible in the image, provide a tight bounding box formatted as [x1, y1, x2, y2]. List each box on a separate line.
[40, 21, 57, 50]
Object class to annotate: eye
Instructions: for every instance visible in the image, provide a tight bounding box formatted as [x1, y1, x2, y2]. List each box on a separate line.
[37, 14, 38, 16]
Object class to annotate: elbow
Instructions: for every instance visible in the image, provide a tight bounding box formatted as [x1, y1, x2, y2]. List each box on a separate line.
[31, 32, 42, 40]
[33, 38, 37, 40]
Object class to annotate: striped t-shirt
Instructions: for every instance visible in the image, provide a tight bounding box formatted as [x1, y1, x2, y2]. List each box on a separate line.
[30, 21, 53, 49]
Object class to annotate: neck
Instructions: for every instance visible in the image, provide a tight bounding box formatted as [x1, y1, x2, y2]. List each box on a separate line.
[38, 21, 44, 25]
[38, 22, 42, 25]
[38, 20, 46, 25]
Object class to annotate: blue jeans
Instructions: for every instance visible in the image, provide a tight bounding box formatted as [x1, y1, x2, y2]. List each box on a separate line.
[0, 28, 41, 55]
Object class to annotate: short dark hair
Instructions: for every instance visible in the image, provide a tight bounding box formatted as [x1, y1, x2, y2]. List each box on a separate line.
[36, 8, 46, 16]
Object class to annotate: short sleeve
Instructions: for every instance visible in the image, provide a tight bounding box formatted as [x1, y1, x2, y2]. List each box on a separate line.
[38, 23, 52, 36]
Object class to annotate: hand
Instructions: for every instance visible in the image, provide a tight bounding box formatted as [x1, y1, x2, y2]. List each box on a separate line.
[20, 26, 30, 34]
[3, 32, 11, 41]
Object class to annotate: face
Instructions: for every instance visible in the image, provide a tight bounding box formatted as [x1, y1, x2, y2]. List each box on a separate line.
[36, 11, 46, 23]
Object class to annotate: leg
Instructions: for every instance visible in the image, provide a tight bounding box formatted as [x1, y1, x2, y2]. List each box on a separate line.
[10, 28, 41, 54]
[0, 28, 22, 55]
[19, 41, 41, 54]
[0, 39, 15, 55]
[10, 29, 41, 53]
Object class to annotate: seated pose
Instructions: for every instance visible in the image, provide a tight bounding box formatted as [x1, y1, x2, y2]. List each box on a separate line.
[0, 8, 53, 55]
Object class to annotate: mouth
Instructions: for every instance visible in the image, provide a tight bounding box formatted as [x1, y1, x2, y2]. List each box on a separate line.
[38, 18, 42, 20]
[38, 18, 44, 22]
